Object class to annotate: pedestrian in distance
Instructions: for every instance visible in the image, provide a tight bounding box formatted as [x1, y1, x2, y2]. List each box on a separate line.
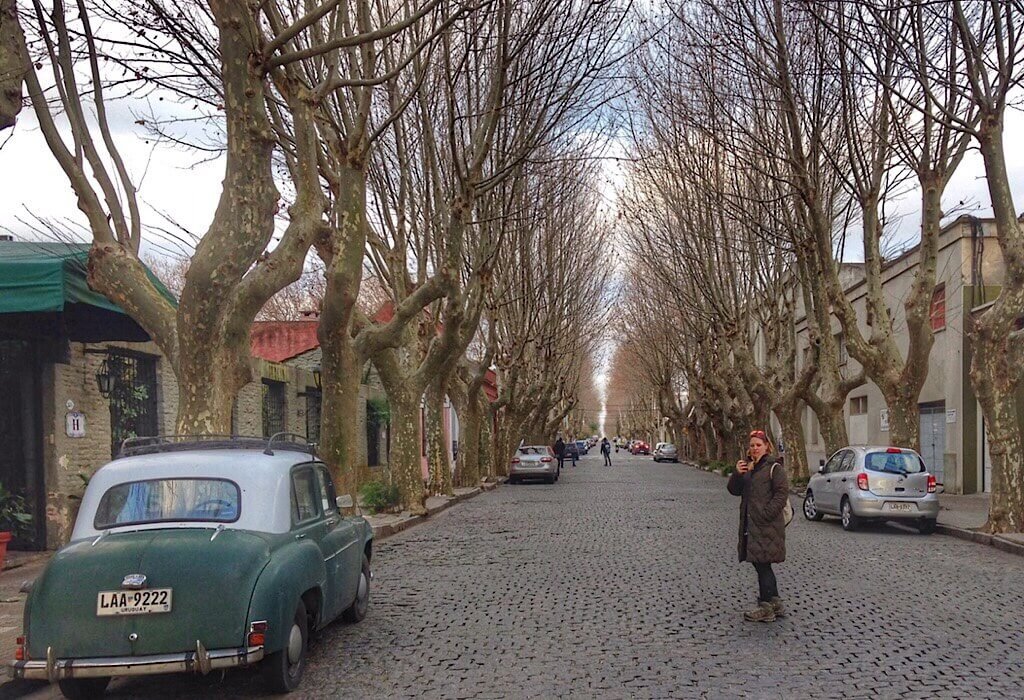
[727, 429, 790, 623]
[600, 437, 612, 466]
[554, 436, 566, 472]
[570, 438, 578, 467]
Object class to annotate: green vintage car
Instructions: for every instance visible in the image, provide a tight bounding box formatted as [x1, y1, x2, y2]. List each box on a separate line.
[9, 435, 373, 698]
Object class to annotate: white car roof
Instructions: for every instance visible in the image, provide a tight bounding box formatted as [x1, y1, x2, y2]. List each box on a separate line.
[71, 449, 318, 541]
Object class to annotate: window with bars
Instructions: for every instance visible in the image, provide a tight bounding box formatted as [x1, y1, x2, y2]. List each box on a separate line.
[930, 285, 946, 331]
[306, 391, 322, 444]
[107, 351, 159, 457]
[262, 380, 287, 437]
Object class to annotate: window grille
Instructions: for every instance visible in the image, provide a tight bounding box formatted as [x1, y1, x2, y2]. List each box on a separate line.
[107, 351, 159, 457]
[262, 380, 287, 437]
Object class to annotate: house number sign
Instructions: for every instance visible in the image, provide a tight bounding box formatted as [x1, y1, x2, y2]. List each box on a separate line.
[65, 411, 87, 438]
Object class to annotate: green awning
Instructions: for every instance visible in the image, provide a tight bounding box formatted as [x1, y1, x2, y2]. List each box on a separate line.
[0, 241, 175, 314]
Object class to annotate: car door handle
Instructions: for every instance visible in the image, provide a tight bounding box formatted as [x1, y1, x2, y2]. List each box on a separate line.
[325, 517, 337, 527]
[841, 478, 848, 483]
[295, 534, 306, 540]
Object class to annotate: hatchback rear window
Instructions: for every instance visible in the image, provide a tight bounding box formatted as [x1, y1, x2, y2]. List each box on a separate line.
[865, 452, 926, 475]
[94, 478, 241, 529]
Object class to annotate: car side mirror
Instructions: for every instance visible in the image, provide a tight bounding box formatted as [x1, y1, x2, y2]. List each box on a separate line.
[336, 494, 354, 509]
[817, 465, 826, 474]
[819, 458, 826, 467]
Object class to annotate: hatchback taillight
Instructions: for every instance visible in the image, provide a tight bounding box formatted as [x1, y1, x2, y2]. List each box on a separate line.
[511, 457, 520, 464]
[927, 474, 937, 493]
[14, 636, 25, 661]
[541, 457, 552, 463]
[857, 473, 869, 491]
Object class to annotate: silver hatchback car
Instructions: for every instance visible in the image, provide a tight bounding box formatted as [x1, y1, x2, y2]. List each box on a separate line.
[803, 446, 940, 533]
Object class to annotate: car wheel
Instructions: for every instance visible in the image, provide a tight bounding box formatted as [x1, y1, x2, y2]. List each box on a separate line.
[507, 477, 517, 485]
[263, 598, 308, 693]
[545, 474, 555, 484]
[802, 491, 824, 521]
[342, 554, 371, 623]
[840, 498, 860, 531]
[917, 518, 937, 535]
[58, 677, 111, 700]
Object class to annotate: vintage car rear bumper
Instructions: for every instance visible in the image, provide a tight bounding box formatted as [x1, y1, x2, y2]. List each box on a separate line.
[10, 644, 264, 681]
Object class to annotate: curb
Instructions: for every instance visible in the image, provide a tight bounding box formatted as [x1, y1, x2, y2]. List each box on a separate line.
[370, 485, 492, 540]
[935, 523, 1024, 557]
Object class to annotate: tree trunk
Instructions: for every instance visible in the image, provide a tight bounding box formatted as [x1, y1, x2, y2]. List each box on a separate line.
[884, 388, 921, 453]
[175, 351, 244, 434]
[970, 116, 1024, 532]
[388, 391, 427, 515]
[775, 403, 808, 481]
[478, 397, 494, 479]
[456, 393, 483, 487]
[318, 339, 364, 497]
[817, 405, 849, 457]
[425, 383, 453, 497]
[0, 0, 28, 131]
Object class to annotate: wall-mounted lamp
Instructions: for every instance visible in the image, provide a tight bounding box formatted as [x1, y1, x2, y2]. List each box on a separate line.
[95, 359, 113, 398]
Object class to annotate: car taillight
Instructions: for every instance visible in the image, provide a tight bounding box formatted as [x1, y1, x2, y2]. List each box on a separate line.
[248, 621, 267, 647]
[541, 457, 552, 463]
[886, 447, 902, 453]
[857, 473, 869, 491]
[14, 636, 25, 661]
[511, 457, 520, 464]
[927, 474, 937, 493]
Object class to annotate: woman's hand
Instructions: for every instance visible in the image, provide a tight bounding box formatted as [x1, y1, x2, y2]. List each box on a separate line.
[736, 460, 750, 474]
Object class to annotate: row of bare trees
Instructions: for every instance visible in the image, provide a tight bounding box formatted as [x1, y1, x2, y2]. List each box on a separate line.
[0, 0, 620, 512]
[616, 0, 1024, 533]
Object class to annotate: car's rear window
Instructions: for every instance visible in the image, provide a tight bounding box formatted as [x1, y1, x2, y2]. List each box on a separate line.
[94, 478, 241, 529]
[865, 452, 925, 475]
[519, 446, 546, 455]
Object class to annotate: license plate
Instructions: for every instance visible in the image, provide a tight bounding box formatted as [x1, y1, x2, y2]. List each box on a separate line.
[884, 502, 916, 513]
[97, 588, 173, 616]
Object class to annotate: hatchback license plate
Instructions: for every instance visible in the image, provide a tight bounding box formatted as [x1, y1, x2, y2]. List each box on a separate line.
[884, 502, 916, 513]
[97, 588, 172, 616]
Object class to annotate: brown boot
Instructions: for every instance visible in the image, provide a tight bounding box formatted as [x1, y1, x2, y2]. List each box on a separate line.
[769, 597, 785, 618]
[743, 602, 776, 623]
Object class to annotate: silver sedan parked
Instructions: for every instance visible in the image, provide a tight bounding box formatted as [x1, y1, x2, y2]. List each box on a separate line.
[803, 446, 940, 533]
[653, 443, 679, 462]
[509, 445, 560, 484]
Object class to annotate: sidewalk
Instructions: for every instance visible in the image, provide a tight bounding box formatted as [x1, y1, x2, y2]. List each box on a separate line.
[937, 492, 1024, 556]
[0, 482, 498, 673]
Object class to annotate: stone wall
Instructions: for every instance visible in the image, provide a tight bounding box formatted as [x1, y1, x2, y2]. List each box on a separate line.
[43, 343, 317, 548]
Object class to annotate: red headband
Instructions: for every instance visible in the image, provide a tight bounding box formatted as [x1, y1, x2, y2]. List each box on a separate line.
[749, 430, 769, 442]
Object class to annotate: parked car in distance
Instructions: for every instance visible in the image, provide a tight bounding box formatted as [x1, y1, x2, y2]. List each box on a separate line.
[630, 441, 651, 456]
[653, 444, 679, 463]
[563, 441, 580, 461]
[509, 446, 560, 484]
[575, 440, 589, 456]
[802, 446, 940, 533]
[10, 435, 373, 698]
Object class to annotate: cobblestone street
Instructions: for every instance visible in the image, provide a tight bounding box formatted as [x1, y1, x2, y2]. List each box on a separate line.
[11, 452, 1024, 699]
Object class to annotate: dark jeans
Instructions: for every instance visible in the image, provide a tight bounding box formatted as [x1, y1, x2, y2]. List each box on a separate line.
[557, 455, 565, 470]
[603, 452, 611, 465]
[753, 562, 778, 602]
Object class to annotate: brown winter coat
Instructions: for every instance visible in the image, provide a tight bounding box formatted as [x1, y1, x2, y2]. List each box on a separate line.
[727, 456, 789, 563]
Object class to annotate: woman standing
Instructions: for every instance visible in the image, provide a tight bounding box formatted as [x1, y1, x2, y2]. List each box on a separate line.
[600, 437, 612, 466]
[727, 429, 789, 622]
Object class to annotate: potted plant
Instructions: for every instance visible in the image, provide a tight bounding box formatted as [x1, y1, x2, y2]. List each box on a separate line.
[0, 483, 32, 571]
